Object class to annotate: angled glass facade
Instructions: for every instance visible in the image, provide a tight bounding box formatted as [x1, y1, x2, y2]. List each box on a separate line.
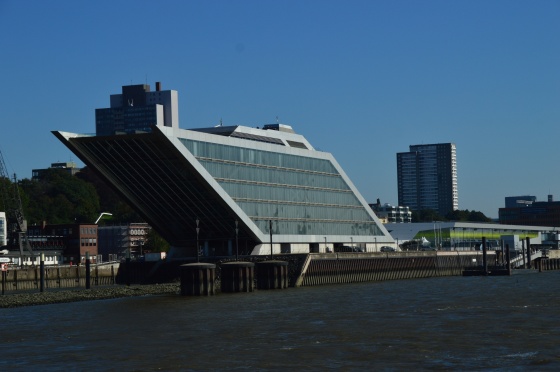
[54, 123, 394, 255]
[181, 138, 382, 237]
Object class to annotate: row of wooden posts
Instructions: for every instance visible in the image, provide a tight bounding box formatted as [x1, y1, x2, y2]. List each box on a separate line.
[1, 253, 102, 295]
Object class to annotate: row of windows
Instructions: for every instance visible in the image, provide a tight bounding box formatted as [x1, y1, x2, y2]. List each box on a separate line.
[236, 201, 372, 223]
[80, 238, 97, 246]
[181, 138, 381, 236]
[254, 219, 382, 236]
[199, 160, 349, 191]
[181, 139, 338, 174]
[220, 182, 361, 207]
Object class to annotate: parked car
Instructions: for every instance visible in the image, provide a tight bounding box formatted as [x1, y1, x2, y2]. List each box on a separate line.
[380, 246, 396, 252]
[335, 245, 364, 253]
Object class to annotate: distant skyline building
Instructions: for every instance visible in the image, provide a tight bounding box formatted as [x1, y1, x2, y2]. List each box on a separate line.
[369, 199, 412, 223]
[504, 195, 537, 208]
[397, 143, 458, 216]
[32, 161, 81, 181]
[95, 82, 179, 136]
[500, 194, 560, 227]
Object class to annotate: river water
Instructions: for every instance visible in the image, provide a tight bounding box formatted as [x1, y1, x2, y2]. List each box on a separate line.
[1, 271, 559, 371]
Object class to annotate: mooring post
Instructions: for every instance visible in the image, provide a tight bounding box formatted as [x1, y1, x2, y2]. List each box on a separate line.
[40, 253, 45, 293]
[505, 244, 511, 275]
[85, 251, 91, 289]
[126, 248, 131, 287]
[482, 237, 488, 274]
[501, 240, 505, 266]
[521, 239, 526, 269]
[526, 236, 531, 269]
[1, 269, 5, 295]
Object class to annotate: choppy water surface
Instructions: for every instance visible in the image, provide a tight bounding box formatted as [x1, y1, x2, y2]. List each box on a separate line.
[1, 271, 559, 371]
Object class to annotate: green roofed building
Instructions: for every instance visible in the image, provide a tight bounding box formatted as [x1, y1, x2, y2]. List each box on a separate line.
[53, 85, 393, 257]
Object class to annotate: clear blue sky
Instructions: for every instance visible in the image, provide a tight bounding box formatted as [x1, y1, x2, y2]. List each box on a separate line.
[0, 0, 558, 218]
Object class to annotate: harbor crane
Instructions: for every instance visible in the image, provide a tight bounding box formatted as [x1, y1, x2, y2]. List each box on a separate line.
[0, 148, 34, 263]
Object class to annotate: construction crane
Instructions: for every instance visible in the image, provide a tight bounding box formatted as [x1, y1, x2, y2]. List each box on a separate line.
[0, 148, 33, 263]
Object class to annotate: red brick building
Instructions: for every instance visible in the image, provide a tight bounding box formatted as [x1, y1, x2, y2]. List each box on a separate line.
[27, 222, 98, 264]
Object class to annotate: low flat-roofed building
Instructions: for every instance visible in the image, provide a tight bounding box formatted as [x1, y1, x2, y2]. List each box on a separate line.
[386, 221, 558, 251]
[499, 195, 560, 227]
[369, 200, 412, 223]
[32, 162, 82, 181]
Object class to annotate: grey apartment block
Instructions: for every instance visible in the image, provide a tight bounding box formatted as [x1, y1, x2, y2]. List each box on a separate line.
[397, 143, 458, 216]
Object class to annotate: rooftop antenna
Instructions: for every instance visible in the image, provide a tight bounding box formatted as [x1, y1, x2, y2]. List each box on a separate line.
[276, 116, 279, 124]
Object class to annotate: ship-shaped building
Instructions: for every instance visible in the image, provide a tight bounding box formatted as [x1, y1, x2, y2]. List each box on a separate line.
[53, 82, 394, 257]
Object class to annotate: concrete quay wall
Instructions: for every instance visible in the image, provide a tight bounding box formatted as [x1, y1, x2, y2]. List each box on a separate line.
[114, 252, 493, 289]
[0, 263, 119, 292]
[296, 251, 489, 287]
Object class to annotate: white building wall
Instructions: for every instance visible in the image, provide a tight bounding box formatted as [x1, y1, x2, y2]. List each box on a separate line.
[147, 90, 179, 128]
[155, 104, 164, 126]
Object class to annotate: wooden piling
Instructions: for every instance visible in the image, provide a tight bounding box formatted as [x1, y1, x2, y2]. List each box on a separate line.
[180, 263, 216, 296]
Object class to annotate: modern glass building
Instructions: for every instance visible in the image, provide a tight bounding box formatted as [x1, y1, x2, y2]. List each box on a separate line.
[53, 123, 394, 256]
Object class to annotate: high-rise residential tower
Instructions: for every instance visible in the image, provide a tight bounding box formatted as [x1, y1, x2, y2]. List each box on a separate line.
[397, 143, 458, 216]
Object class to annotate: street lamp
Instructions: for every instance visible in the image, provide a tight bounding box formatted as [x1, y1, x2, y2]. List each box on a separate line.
[95, 212, 112, 224]
[235, 220, 239, 260]
[196, 218, 200, 262]
[269, 220, 273, 259]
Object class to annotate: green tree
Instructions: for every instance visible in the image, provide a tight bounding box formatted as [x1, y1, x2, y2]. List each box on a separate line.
[445, 209, 491, 222]
[76, 167, 142, 223]
[21, 169, 100, 224]
[413, 208, 491, 223]
[412, 209, 445, 222]
[144, 227, 169, 253]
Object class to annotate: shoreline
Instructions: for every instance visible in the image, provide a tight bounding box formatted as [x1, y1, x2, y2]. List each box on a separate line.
[0, 283, 180, 309]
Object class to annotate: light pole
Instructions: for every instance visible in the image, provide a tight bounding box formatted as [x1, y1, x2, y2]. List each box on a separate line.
[95, 212, 113, 224]
[269, 220, 273, 259]
[196, 218, 200, 262]
[235, 220, 239, 261]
